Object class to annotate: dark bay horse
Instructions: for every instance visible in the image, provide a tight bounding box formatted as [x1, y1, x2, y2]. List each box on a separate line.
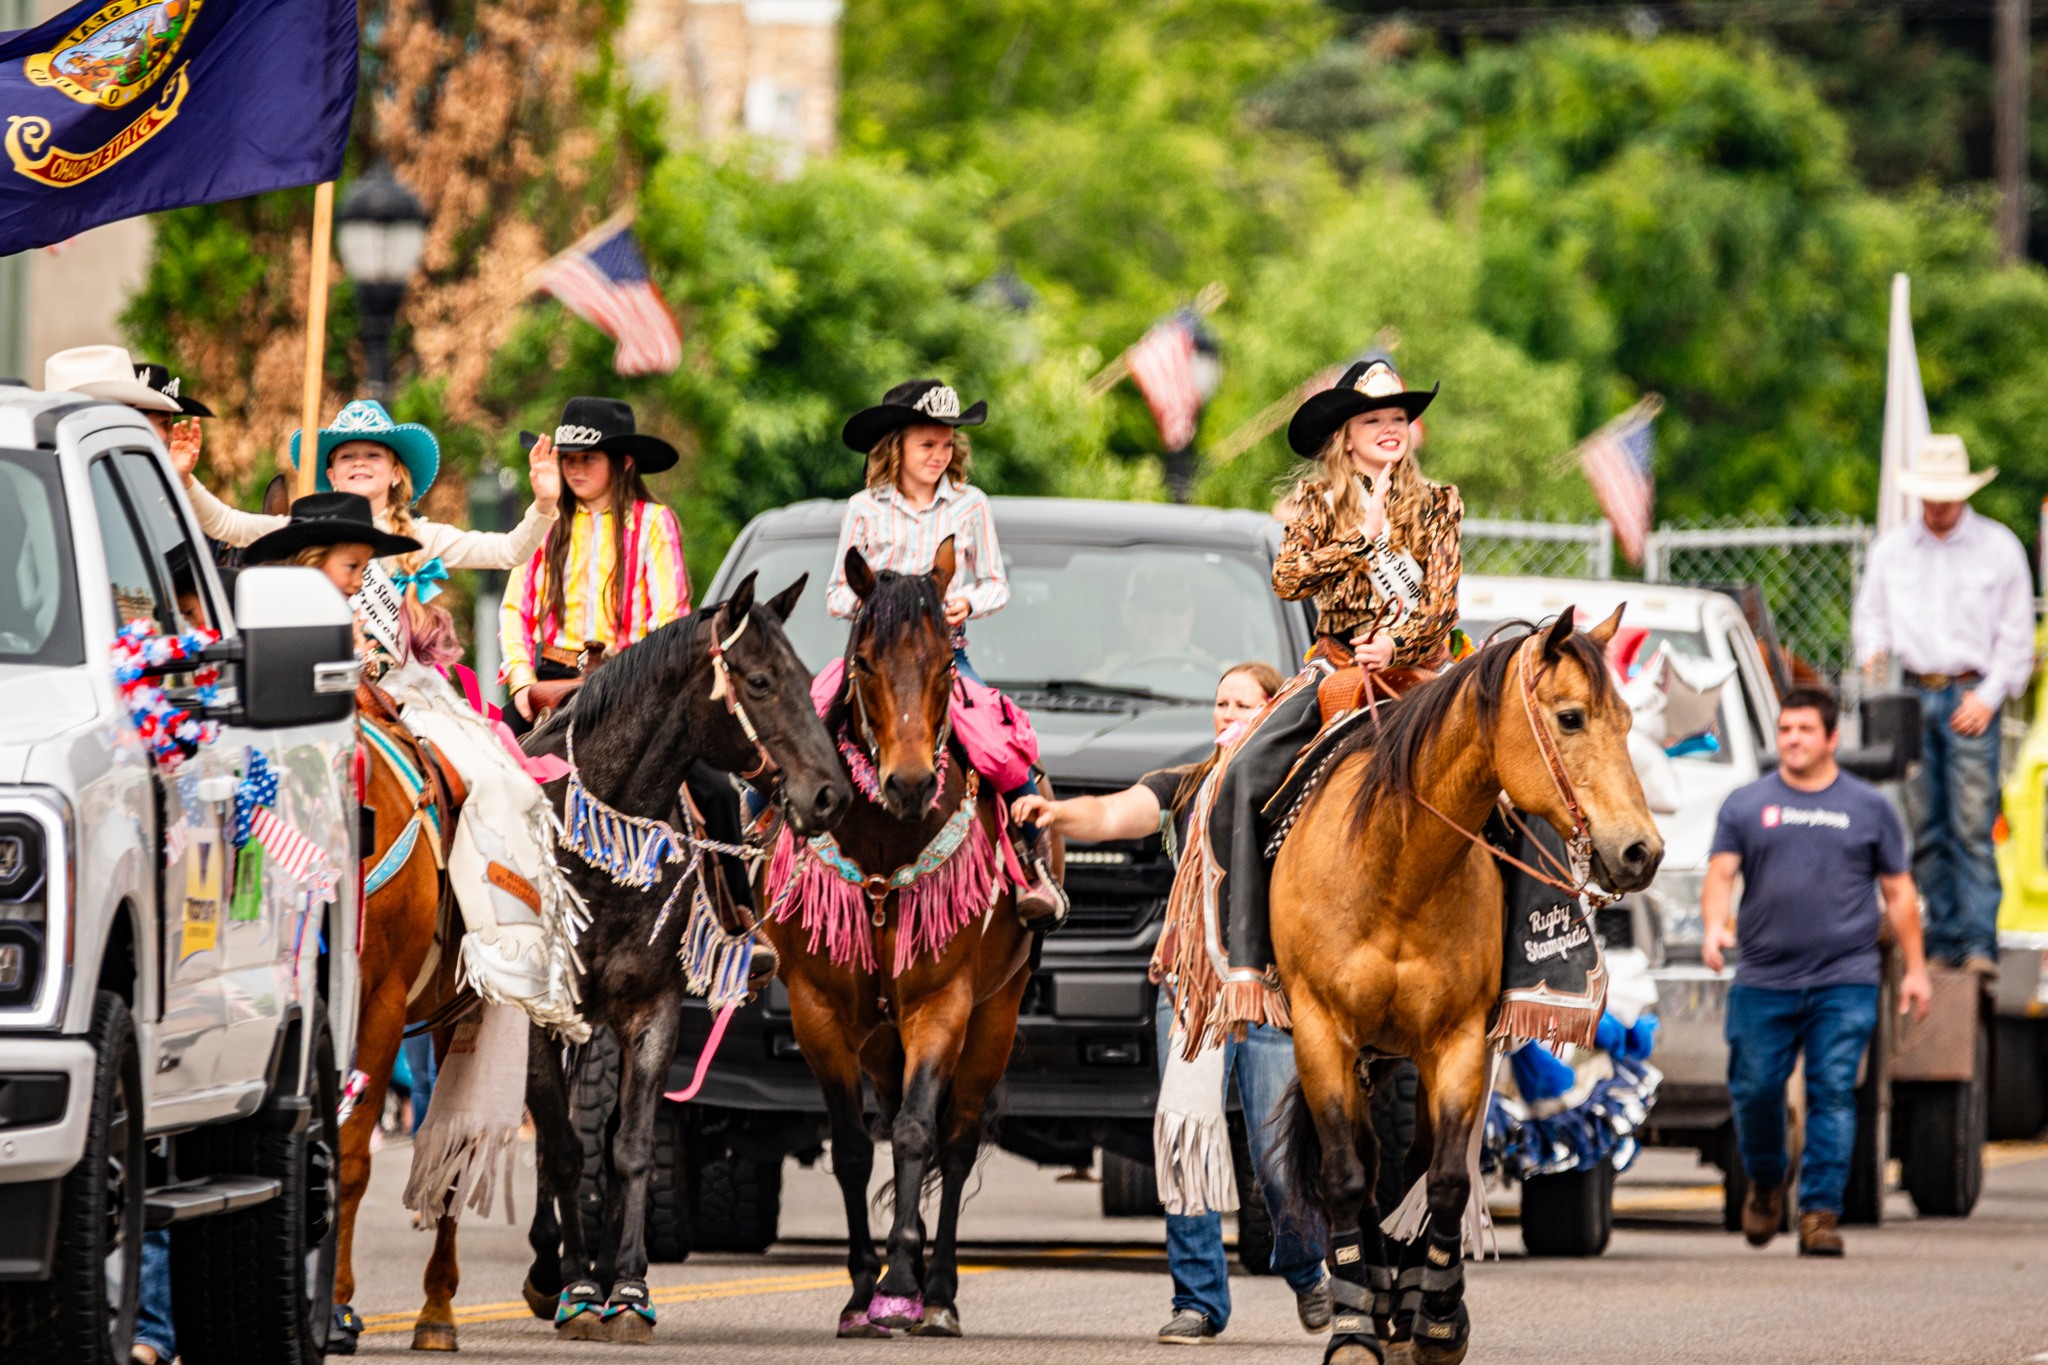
[1272, 612, 1661, 1365]
[763, 540, 1036, 1339]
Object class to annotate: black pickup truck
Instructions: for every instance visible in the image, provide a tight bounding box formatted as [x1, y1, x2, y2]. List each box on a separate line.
[637, 496, 1312, 1255]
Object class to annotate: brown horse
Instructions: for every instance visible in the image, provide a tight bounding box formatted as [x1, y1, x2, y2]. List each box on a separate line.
[1272, 611, 1661, 1365]
[763, 539, 1036, 1339]
[331, 691, 468, 1354]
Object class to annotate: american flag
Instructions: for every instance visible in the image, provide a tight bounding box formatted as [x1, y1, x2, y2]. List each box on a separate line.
[1578, 398, 1659, 566]
[250, 807, 326, 885]
[1125, 311, 1204, 452]
[535, 215, 684, 377]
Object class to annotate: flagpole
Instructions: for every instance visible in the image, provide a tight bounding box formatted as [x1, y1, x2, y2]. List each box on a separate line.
[297, 180, 336, 501]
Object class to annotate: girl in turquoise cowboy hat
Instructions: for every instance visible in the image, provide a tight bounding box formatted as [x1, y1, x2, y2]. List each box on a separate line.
[171, 398, 587, 1032]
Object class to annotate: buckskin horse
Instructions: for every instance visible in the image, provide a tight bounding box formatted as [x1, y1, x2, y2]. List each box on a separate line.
[762, 539, 1038, 1339]
[333, 572, 847, 1352]
[1273, 611, 1661, 1365]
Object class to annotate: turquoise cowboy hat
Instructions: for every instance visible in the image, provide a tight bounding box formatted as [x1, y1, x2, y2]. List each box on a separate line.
[289, 398, 441, 501]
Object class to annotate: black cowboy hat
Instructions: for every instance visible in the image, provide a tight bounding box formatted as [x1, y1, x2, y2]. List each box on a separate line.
[519, 396, 679, 474]
[840, 379, 987, 454]
[1286, 359, 1438, 457]
[134, 361, 214, 418]
[242, 492, 422, 566]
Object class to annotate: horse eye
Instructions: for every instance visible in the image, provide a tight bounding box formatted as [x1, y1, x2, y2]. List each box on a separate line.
[850, 656, 870, 674]
[1557, 708, 1586, 733]
[747, 674, 770, 692]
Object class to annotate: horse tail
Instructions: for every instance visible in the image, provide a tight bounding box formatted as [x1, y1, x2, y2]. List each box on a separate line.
[1268, 1077, 1329, 1243]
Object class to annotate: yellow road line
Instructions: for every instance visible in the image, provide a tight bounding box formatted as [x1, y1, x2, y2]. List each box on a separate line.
[1987, 1140, 2048, 1170]
[1610, 1184, 1725, 1212]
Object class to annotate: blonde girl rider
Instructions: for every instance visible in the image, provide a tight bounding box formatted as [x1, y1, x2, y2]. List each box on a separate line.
[500, 397, 688, 733]
[1202, 360, 1463, 1034]
[824, 378, 1066, 930]
[171, 399, 588, 1030]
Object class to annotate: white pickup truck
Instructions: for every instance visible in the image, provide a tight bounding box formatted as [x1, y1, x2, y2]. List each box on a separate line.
[0, 387, 359, 1365]
[1459, 576, 1970, 1234]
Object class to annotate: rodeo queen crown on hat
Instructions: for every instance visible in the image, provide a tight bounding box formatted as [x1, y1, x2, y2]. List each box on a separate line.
[1285, 358, 1438, 457]
[519, 396, 678, 473]
[841, 379, 987, 453]
[290, 398, 442, 501]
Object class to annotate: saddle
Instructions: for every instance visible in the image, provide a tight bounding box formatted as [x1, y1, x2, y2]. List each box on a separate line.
[356, 681, 468, 836]
[1309, 635, 1435, 728]
[526, 643, 610, 723]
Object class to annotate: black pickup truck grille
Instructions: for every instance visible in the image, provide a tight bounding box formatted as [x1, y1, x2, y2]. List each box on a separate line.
[1054, 780, 1174, 939]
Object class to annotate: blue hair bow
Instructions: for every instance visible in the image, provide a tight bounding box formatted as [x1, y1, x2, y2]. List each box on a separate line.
[392, 557, 449, 604]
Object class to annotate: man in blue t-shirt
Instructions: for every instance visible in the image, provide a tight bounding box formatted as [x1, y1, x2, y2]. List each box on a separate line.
[1703, 686, 1931, 1258]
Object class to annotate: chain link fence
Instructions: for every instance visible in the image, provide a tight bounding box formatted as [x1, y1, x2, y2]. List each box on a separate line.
[1462, 511, 1870, 684]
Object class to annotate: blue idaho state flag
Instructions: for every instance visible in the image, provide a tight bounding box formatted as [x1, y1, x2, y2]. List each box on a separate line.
[0, 0, 357, 256]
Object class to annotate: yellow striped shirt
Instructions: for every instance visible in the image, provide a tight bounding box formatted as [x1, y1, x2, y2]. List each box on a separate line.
[499, 501, 689, 693]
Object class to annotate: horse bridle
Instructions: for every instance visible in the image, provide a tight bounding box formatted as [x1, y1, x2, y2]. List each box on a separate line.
[841, 630, 956, 781]
[707, 608, 778, 783]
[1406, 632, 1615, 906]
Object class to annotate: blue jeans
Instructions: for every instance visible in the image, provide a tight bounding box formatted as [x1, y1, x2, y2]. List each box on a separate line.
[1903, 681, 2003, 963]
[1154, 994, 1325, 1327]
[1726, 983, 1879, 1215]
[136, 1227, 175, 1360]
[402, 1033, 438, 1133]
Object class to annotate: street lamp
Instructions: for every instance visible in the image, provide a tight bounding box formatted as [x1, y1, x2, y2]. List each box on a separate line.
[335, 161, 427, 404]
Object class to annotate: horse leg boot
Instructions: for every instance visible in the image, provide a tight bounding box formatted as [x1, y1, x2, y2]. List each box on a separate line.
[597, 1001, 683, 1343]
[1409, 1033, 1490, 1365]
[529, 1028, 605, 1338]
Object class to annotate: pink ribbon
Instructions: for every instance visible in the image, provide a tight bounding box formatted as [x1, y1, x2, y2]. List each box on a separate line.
[663, 1002, 738, 1102]
[450, 663, 571, 784]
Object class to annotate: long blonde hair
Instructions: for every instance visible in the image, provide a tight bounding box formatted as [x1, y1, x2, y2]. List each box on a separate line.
[1311, 427, 1431, 555]
[865, 426, 974, 492]
[351, 457, 461, 669]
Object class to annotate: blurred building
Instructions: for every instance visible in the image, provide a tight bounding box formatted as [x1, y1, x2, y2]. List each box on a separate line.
[621, 0, 842, 169]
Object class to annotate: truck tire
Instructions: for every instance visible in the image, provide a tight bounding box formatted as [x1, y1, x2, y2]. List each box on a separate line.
[645, 1101, 692, 1263]
[685, 1107, 783, 1253]
[173, 1007, 340, 1365]
[1229, 1117, 1274, 1276]
[0, 991, 143, 1365]
[1988, 1017, 2046, 1141]
[1521, 1164, 1613, 1257]
[1898, 1022, 1988, 1218]
[1100, 1148, 1162, 1219]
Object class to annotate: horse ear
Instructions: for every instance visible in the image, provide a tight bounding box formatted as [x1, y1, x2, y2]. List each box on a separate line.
[725, 570, 757, 622]
[766, 573, 808, 623]
[1542, 609, 1577, 660]
[260, 473, 290, 517]
[844, 546, 875, 602]
[930, 535, 957, 596]
[1586, 603, 1626, 648]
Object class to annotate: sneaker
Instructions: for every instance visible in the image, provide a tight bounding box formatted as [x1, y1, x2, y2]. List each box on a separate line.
[1797, 1210, 1845, 1257]
[1741, 1179, 1784, 1248]
[1156, 1309, 1219, 1344]
[1296, 1272, 1333, 1333]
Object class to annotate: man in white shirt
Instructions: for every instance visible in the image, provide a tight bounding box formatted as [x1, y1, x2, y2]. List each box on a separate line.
[1852, 434, 2036, 975]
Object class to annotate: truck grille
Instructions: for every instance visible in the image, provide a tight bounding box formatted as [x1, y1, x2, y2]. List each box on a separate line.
[1055, 780, 1173, 940]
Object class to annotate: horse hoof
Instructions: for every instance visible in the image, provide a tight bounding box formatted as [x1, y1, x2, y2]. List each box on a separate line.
[1327, 1346, 1385, 1365]
[1411, 1300, 1470, 1365]
[1384, 1343, 1415, 1365]
[557, 1314, 608, 1342]
[523, 1276, 557, 1321]
[603, 1311, 655, 1344]
[909, 1305, 961, 1337]
[868, 1291, 924, 1330]
[838, 1310, 891, 1339]
[330, 1304, 364, 1355]
[410, 1321, 459, 1352]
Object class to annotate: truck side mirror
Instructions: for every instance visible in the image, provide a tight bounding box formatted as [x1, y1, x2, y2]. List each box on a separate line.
[229, 567, 357, 729]
[1837, 692, 1923, 783]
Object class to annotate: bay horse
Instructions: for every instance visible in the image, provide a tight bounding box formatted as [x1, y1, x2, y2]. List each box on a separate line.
[1273, 611, 1661, 1365]
[762, 539, 1036, 1339]
[515, 569, 849, 1342]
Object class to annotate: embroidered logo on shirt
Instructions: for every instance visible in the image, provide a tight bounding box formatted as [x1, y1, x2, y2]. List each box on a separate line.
[1762, 804, 1849, 831]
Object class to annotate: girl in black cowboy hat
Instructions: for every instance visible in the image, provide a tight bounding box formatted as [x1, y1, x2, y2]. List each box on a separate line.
[500, 397, 688, 733]
[1179, 359, 1466, 1035]
[822, 378, 1068, 931]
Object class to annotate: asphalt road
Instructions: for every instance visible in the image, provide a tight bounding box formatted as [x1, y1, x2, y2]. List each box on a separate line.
[344, 1134, 2048, 1364]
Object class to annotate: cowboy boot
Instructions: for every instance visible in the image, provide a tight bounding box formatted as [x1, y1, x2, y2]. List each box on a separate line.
[1011, 819, 1068, 932]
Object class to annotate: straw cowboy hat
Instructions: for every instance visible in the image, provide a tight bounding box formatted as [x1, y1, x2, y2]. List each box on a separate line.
[289, 398, 441, 501]
[1899, 433, 1997, 503]
[1287, 358, 1438, 457]
[44, 344, 182, 413]
[841, 379, 987, 454]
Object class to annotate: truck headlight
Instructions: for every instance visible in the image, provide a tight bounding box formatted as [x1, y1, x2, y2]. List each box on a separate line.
[1643, 868, 1708, 946]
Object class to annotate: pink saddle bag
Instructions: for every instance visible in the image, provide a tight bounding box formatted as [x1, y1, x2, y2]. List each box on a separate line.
[810, 658, 1040, 793]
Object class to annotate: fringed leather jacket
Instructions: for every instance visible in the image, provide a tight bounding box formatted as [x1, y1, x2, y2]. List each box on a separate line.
[1271, 474, 1463, 668]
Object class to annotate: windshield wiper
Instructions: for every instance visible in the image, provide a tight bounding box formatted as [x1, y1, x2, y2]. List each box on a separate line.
[994, 679, 1202, 705]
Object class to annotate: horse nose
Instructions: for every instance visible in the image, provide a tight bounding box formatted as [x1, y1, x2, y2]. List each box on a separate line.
[883, 770, 936, 816]
[1619, 836, 1661, 883]
[812, 776, 848, 827]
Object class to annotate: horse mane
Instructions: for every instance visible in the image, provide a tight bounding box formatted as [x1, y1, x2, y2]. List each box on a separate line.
[853, 567, 945, 650]
[1340, 622, 1615, 835]
[555, 609, 710, 736]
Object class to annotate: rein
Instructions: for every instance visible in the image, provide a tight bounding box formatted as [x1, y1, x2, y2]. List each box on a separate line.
[708, 610, 777, 782]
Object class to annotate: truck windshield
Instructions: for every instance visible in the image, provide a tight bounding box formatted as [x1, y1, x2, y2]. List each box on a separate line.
[0, 450, 83, 667]
[728, 535, 1291, 703]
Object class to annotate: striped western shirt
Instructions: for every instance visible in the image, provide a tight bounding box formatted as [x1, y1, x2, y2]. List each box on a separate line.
[825, 479, 1010, 621]
[499, 500, 690, 693]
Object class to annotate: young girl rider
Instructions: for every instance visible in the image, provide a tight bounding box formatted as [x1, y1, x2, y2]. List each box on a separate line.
[171, 399, 588, 1030]
[499, 397, 688, 733]
[825, 379, 1066, 930]
[1198, 359, 1464, 1036]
